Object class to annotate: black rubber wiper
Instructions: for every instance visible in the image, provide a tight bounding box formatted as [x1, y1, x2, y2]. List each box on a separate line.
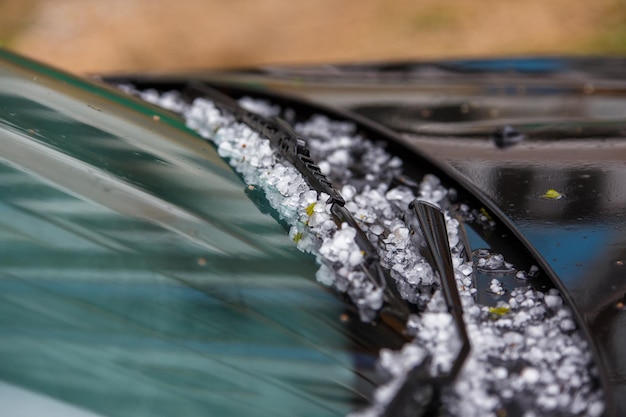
[183, 81, 410, 328]
[183, 83, 471, 416]
[381, 200, 471, 417]
[412, 200, 470, 379]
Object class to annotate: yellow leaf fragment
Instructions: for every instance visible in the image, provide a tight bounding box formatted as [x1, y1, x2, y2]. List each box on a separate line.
[542, 189, 564, 200]
[488, 306, 510, 317]
[306, 202, 316, 216]
[480, 207, 493, 221]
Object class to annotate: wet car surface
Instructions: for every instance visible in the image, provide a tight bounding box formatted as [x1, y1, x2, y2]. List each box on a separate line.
[177, 59, 626, 415]
[1, 49, 625, 416]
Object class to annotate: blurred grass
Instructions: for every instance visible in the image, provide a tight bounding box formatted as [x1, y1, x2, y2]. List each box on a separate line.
[0, 0, 38, 46]
[1, 0, 625, 74]
[585, 1, 626, 54]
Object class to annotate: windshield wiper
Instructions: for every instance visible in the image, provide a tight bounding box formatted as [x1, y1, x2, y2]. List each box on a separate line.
[382, 201, 471, 417]
[183, 81, 410, 328]
[183, 83, 471, 416]
[413, 200, 471, 378]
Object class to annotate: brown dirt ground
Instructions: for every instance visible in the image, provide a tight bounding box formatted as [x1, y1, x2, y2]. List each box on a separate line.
[1, 0, 625, 75]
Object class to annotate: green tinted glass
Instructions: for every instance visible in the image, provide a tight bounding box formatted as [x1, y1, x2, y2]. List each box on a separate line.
[0, 52, 384, 417]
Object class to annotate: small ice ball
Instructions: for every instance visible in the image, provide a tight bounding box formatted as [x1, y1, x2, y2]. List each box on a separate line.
[544, 294, 563, 309]
[559, 318, 576, 332]
[521, 367, 541, 385]
[316, 264, 335, 286]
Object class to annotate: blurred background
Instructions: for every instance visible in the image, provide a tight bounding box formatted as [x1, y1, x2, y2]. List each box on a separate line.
[1, 0, 625, 75]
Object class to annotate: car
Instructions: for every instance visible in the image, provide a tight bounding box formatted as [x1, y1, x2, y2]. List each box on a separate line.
[1, 48, 624, 417]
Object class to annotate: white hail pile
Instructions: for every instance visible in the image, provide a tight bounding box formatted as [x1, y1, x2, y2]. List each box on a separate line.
[136, 89, 604, 417]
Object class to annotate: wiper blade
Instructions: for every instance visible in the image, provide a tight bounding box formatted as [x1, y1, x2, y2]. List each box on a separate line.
[183, 81, 410, 326]
[183, 84, 471, 416]
[382, 201, 471, 417]
[185, 82, 345, 205]
[412, 200, 470, 380]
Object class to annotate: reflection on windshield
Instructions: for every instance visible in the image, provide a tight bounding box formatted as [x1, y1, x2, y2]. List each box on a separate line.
[0, 65, 403, 417]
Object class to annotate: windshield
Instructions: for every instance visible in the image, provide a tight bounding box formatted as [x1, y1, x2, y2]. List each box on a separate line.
[0, 55, 398, 417]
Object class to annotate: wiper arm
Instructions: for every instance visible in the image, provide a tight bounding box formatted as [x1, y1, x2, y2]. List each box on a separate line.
[412, 200, 470, 380]
[382, 200, 471, 417]
[183, 82, 410, 327]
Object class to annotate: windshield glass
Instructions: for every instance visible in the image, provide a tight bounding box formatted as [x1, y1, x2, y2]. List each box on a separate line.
[0, 57, 394, 417]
